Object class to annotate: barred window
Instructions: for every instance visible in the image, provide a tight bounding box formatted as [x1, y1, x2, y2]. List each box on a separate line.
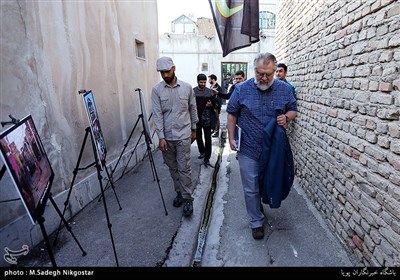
[221, 62, 247, 81]
[259, 11, 275, 29]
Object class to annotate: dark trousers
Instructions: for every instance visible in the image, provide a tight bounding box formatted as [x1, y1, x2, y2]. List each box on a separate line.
[214, 108, 221, 132]
[196, 123, 212, 160]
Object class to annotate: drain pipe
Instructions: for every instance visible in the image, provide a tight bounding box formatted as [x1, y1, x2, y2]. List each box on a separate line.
[192, 129, 227, 266]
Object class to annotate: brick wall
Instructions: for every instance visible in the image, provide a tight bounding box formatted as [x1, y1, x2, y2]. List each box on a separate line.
[276, 0, 400, 266]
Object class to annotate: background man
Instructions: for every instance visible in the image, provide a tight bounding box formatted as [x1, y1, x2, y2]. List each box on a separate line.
[208, 74, 223, 138]
[223, 73, 232, 96]
[194, 74, 218, 166]
[218, 70, 246, 101]
[151, 56, 198, 218]
[275, 63, 296, 98]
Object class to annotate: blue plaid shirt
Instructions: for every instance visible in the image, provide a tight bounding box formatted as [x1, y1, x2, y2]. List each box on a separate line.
[226, 78, 297, 161]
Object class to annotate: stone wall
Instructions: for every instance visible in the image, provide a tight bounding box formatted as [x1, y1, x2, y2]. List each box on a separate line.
[276, 0, 400, 266]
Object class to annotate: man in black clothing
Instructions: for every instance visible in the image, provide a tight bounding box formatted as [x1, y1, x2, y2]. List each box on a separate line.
[194, 74, 218, 166]
[208, 74, 224, 137]
[223, 73, 232, 94]
[222, 70, 246, 100]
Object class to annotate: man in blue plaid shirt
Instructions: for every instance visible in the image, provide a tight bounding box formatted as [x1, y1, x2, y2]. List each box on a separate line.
[226, 53, 297, 239]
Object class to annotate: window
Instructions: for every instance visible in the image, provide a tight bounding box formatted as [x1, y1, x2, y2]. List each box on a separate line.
[135, 39, 145, 59]
[202, 63, 208, 72]
[259, 11, 275, 29]
[172, 22, 196, 34]
[221, 62, 248, 81]
[171, 15, 196, 34]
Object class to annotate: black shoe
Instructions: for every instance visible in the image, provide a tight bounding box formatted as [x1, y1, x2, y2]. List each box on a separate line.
[212, 131, 219, 137]
[198, 153, 205, 159]
[183, 199, 193, 217]
[173, 192, 184, 207]
[252, 227, 264, 240]
[204, 158, 210, 166]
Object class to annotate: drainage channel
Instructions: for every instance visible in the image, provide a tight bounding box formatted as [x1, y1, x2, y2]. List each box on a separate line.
[192, 130, 227, 267]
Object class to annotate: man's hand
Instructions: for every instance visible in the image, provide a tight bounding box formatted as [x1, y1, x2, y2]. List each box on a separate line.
[229, 138, 237, 151]
[191, 131, 196, 144]
[159, 139, 168, 152]
[277, 114, 289, 128]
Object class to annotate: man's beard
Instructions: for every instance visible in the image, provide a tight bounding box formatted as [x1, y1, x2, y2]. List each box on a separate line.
[255, 78, 274, 91]
[163, 72, 175, 84]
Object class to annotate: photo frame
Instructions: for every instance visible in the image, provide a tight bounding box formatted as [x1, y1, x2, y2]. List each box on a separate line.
[138, 89, 153, 144]
[0, 115, 54, 224]
[82, 90, 107, 169]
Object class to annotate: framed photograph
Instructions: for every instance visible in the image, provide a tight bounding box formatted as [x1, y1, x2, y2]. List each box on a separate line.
[0, 115, 54, 224]
[138, 90, 153, 144]
[82, 90, 107, 169]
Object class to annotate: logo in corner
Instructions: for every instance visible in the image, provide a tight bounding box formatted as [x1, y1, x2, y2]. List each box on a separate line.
[4, 245, 29, 265]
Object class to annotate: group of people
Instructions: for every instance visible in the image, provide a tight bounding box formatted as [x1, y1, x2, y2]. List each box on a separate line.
[151, 53, 297, 241]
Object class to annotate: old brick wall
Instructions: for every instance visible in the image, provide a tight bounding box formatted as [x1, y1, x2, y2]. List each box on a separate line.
[276, 0, 400, 266]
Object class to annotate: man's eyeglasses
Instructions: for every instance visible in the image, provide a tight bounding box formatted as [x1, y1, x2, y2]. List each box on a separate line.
[255, 70, 274, 79]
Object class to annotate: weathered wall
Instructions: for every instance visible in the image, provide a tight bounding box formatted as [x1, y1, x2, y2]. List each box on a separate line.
[276, 0, 400, 266]
[0, 0, 159, 263]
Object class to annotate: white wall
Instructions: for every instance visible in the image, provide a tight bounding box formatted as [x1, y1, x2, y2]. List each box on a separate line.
[0, 1, 160, 265]
[159, 34, 274, 87]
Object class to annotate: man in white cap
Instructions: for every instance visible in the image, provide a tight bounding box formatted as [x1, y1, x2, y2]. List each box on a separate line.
[151, 56, 198, 217]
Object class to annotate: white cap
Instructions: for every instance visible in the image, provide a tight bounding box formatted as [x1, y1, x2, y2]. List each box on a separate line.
[156, 56, 174, 71]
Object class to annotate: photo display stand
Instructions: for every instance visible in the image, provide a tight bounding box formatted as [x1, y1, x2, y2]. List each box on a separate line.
[52, 90, 120, 267]
[0, 164, 6, 180]
[116, 112, 151, 180]
[0, 115, 86, 267]
[102, 112, 150, 192]
[108, 88, 167, 216]
[137, 88, 167, 215]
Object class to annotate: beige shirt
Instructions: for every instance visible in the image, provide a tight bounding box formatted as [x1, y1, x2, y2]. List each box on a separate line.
[152, 79, 198, 141]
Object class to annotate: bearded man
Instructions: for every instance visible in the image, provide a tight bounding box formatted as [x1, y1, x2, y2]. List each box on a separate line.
[226, 52, 297, 239]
